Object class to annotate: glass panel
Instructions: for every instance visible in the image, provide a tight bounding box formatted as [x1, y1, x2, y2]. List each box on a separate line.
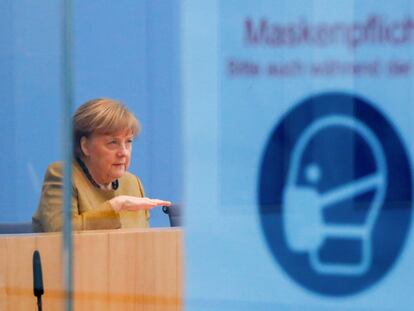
[183, 1, 414, 310]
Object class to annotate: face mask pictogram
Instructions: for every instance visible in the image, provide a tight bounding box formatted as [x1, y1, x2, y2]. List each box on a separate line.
[282, 115, 387, 275]
[259, 92, 412, 295]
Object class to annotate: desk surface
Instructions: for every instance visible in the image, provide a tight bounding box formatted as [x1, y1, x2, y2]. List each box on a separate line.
[0, 227, 183, 311]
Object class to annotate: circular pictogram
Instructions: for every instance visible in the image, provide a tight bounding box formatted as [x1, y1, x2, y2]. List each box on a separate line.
[258, 92, 412, 296]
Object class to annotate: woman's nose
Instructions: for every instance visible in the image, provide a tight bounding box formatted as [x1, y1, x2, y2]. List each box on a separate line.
[117, 143, 129, 156]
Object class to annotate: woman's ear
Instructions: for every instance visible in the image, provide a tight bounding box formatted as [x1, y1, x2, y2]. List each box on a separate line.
[80, 136, 90, 157]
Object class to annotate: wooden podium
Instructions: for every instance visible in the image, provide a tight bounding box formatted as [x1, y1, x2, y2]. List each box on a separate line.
[0, 228, 183, 310]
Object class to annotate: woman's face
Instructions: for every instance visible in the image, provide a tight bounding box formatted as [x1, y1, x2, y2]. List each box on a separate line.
[80, 130, 134, 185]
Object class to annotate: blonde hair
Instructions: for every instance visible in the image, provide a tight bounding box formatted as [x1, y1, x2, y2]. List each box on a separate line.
[73, 98, 140, 157]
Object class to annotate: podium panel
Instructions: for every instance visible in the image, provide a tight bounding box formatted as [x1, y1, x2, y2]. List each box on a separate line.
[0, 228, 182, 311]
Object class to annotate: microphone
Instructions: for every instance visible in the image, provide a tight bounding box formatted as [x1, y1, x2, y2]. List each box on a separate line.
[33, 250, 44, 311]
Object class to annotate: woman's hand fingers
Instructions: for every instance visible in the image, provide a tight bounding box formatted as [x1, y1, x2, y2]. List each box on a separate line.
[110, 196, 172, 211]
[150, 199, 172, 206]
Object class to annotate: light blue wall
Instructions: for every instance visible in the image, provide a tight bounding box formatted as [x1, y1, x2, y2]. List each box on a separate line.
[0, 0, 181, 227]
[0, 0, 61, 222]
[0, 0, 15, 220]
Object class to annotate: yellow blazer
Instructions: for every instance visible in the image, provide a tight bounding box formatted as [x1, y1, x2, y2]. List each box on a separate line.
[32, 161, 149, 232]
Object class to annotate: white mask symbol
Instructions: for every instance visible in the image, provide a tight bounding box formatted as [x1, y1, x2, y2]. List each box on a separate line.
[283, 115, 387, 275]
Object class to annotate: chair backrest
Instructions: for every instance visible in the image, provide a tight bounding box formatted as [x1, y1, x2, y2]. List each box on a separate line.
[0, 222, 33, 234]
[162, 204, 182, 227]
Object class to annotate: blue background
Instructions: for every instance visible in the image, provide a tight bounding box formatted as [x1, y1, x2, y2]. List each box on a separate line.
[0, 0, 181, 226]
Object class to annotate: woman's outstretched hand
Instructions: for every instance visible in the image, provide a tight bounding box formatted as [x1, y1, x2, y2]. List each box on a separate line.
[110, 195, 172, 212]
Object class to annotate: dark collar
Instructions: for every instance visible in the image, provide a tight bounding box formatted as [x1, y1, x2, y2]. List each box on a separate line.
[76, 157, 119, 190]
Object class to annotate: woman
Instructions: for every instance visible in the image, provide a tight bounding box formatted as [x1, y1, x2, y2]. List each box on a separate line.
[32, 98, 171, 232]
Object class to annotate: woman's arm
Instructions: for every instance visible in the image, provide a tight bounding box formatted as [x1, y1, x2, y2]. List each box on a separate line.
[35, 163, 121, 232]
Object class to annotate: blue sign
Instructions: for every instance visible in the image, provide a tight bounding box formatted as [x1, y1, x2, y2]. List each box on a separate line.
[259, 92, 413, 296]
